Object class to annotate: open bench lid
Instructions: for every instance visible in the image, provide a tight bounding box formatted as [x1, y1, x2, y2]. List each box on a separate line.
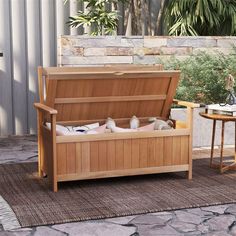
[39, 65, 180, 123]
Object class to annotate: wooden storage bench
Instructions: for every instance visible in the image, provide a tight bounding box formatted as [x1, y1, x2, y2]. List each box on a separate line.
[34, 65, 199, 192]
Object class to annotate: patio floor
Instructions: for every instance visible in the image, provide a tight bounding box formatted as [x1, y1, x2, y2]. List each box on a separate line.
[0, 135, 236, 236]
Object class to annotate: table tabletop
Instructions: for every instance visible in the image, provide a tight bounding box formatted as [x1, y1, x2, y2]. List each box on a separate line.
[199, 112, 236, 122]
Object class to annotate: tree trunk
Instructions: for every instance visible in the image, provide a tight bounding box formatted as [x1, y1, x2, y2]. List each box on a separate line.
[125, 0, 133, 36]
[155, 0, 166, 35]
[140, 0, 146, 36]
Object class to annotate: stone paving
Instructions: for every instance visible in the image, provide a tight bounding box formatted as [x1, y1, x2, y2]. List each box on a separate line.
[1, 135, 236, 236]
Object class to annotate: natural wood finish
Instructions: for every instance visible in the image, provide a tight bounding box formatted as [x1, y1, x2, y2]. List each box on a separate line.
[42, 64, 164, 75]
[35, 65, 195, 192]
[200, 112, 236, 122]
[200, 112, 236, 174]
[34, 103, 57, 115]
[173, 99, 200, 108]
[57, 165, 189, 182]
[38, 67, 44, 103]
[37, 109, 43, 177]
[186, 107, 194, 179]
[56, 129, 190, 143]
[54, 95, 167, 104]
[210, 120, 216, 168]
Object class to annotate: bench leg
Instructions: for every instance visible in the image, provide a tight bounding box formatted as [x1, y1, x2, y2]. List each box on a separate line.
[187, 169, 192, 180]
[53, 181, 58, 192]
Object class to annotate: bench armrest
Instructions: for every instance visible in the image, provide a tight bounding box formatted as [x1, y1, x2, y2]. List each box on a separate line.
[173, 99, 200, 108]
[34, 103, 57, 114]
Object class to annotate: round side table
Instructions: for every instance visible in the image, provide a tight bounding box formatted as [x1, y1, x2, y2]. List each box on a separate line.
[199, 112, 236, 173]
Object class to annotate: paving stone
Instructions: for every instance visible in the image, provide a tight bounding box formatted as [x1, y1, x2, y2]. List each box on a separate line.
[170, 221, 196, 233]
[184, 231, 202, 236]
[206, 231, 231, 236]
[148, 212, 173, 222]
[186, 207, 214, 218]
[205, 215, 235, 231]
[33, 226, 66, 236]
[201, 204, 232, 215]
[52, 222, 136, 236]
[0, 230, 32, 236]
[130, 214, 167, 226]
[229, 224, 236, 235]
[137, 225, 182, 236]
[174, 210, 203, 224]
[197, 223, 210, 234]
[225, 205, 236, 214]
[104, 215, 136, 225]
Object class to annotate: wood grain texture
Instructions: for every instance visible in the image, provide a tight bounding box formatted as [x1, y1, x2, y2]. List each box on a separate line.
[40, 67, 180, 122]
[81, 142, 90, 172]
[107, 140, 116, 170]
[35, 66, 194, 192]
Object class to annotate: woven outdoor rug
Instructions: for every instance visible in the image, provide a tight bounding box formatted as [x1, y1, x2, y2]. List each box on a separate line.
[1, 159, 236, 229]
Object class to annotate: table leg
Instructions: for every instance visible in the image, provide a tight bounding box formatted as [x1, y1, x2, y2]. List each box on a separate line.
[210, 119, 216, 167]
[220, 121, 225, 173]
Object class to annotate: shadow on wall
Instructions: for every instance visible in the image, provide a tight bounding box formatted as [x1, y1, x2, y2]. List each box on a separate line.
[0, 68, 38, 136]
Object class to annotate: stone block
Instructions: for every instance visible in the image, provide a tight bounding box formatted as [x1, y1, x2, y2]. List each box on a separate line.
[133, 55, 159, 64]
[193, 47, 235, 55]
[167, 37, 217, 48]
[144, 37, 167, 48]
[134, 47, 161, 56]
[34, 226, 65, 236]
[61, 47, 84, 56]
[84, 48, 106, 56]
[217, 38, 236, 48]
[61, 56, 133, 65]
[121, 37, 144, 47]
[106, 47, 134, 56]
[206, 215, 235, 231]
[160, 47, 193, 55]
[170, 221, 196, 233]
[68, 36, 134, 48]
[174, 210, 203, 224]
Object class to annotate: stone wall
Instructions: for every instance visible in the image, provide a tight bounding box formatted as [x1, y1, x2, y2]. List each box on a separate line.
[58, 36, 236, 66]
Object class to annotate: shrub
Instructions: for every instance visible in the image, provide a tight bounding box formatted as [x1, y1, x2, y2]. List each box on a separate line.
[162, 51, 236, 104]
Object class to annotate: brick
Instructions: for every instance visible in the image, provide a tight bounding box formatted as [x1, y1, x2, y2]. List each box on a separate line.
[167, 37, 217, 48]
[61, 56, 133, 65]
[106, 47, 133, 56]
[144, 37, 167, 47]
[84, 48, 106, 56]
